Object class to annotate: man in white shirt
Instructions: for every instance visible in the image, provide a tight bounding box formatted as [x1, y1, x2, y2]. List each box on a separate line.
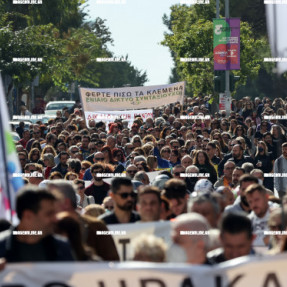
[245, 184, 274, 247]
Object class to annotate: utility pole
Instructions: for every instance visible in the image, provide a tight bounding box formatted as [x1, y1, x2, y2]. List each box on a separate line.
[216, 0, 219, 18]
[225, 0, 231, 115]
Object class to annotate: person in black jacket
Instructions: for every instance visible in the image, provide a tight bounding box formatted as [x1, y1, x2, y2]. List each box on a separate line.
[207, 213, 255, 264]
[0, 186, 74, 262]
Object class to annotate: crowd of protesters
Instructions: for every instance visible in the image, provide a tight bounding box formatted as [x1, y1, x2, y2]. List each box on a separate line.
[2, 95, 287, 267]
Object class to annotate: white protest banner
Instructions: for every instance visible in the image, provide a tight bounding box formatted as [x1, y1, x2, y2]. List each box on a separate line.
[79, 82, 185, 111]
[1, 254, 287, 287]
[108, 221, 172, 261]
[85, 109, 153, 129]
[100, 170, 161, 185]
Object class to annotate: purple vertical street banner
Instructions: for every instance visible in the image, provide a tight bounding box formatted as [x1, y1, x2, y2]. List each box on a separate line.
[213, 18, 240, 70]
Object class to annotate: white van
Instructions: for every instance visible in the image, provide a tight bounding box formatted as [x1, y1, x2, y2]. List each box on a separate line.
[45, 101, 75, 116]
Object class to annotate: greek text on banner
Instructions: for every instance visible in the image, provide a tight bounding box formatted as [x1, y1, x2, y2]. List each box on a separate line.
[79, 82, 185, 111]
[2, 254, 287, 286]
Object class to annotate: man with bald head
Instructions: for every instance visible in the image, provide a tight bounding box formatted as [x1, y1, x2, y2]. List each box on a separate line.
[168, 213, 213, 264]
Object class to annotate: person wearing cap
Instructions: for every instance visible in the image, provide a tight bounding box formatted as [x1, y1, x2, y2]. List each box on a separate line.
[98, 177, 140, 224]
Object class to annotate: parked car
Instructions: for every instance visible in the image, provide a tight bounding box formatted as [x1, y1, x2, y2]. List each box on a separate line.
[45, 101, 75, 116]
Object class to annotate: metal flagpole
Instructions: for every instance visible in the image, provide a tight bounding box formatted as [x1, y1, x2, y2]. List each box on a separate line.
[0, 75, 13, 221]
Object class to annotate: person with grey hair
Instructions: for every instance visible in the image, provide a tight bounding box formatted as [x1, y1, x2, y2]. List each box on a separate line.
[47, 180, 120, 261]
[167, 213, 213, 265]
[214, 161, 235, 189]
[189, 194, 221, 228]
[68, 145, 80, 159]
[106, 135, 116, 149]
[43, 153, 56, 179]
[152, 174, 170, 190]
[185, 165, 200, 193]
[133, 155, 146, 165]
[132, 234, 167, 262]
[126, 164, 138, 179]
[181, 155, 193, 169]
[155, 117, 165, 127]
[134, 171, 150, 185]
[242, 162, 254, 174]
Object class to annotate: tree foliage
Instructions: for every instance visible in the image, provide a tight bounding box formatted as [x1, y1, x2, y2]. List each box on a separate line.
[161, 2, 271, 97]
[0, 0, 147, 98]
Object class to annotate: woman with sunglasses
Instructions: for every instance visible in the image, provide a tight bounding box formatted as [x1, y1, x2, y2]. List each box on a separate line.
[112, 148, 126, 164]
[74, 179, 95, 208]
[232, 125, 251, 150]
[271, 125, 287, 159]
[31, 140, 42, 152]
[79, 160, 92, 179]
[131, 135, 142, 148]
[254, 141, 274, 190]
[255, 120, 270, 140]
[220, 121, 229, 132]
[228, 119, 238, 136]
[193, 150, 218, 184]
[242, 102, 253, 119]
[28, 148, 41, 163]
[169, 149, 181, 167]
[211, 133, 228, 154]
[135, 161, 150, 172]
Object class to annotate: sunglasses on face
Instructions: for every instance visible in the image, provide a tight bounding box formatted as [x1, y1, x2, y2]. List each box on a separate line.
[127, 170, 137, 174]
[95, 157, 104, 161]
[89, 148, 96, 151]
[158, 144, 165, 147]
[77, 186, 85, 190]
[173, 172, 182, 176]
[71, 150, 78, 154]
[134, 140, 141, 143]
[117, 192, 136, 199]
[92, 170, 103, 174]
[19, 158, 26, 161]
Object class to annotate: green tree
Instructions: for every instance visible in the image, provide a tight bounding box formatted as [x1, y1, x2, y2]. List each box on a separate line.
[161, 2, 270, 97]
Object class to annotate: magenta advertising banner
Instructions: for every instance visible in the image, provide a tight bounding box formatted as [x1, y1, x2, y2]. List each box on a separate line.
[213, 18, 240, 70]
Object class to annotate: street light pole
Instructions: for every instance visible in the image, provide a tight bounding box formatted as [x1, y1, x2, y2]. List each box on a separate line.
[225, 0, 231, 115]
[216, 0, 219, 18]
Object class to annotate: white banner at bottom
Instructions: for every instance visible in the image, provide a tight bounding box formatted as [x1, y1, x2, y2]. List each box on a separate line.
[1, 254, 287, 287]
